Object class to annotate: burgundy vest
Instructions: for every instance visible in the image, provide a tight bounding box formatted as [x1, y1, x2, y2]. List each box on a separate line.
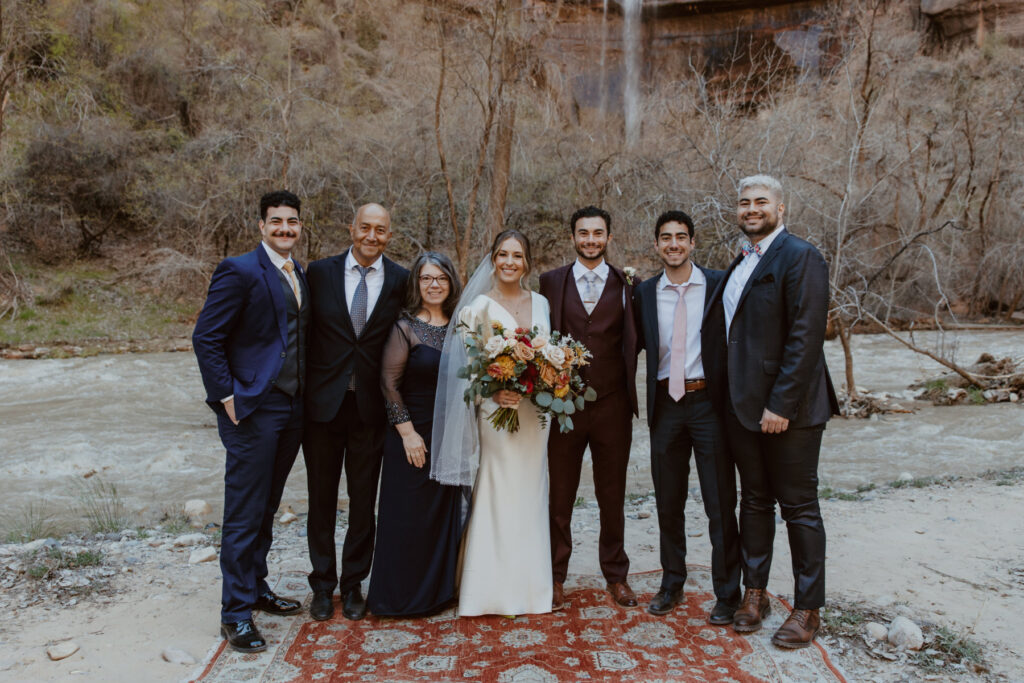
[561, 272, 627, 399]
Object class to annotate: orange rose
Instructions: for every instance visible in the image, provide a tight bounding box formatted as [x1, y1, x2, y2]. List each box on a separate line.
[512, 341, 535, 362]
[538, 363, 559, 386]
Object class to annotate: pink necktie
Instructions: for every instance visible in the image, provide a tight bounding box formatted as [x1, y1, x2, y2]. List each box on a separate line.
[668, 283, 688, 401]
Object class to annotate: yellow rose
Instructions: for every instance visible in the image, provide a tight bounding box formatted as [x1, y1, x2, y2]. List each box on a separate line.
[554, 384, 570, 398]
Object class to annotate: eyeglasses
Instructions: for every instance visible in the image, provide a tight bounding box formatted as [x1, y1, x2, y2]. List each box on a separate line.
[419, 275, 451, 286]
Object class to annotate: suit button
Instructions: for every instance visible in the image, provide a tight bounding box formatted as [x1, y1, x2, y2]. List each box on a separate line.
[280, 352, 286, 358]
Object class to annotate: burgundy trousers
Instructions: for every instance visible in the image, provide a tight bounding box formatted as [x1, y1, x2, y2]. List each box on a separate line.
[548, 389, 632, 584]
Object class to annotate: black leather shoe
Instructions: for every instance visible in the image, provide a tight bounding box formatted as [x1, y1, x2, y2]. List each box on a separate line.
[310, 590, 334, 621]
[647, 588, 683, 616]
[255, 590, 302, 616]
[342, 587, 367, 620]
[708, 598, 740, 625]
[221, 619, 267, 653]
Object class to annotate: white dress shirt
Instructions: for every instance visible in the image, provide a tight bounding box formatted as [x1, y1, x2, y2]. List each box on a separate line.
[344, 250, 385, 317]
[723, 224, 785, 337]
[572, 259, 609, 314]
[656, 266, 706, 381]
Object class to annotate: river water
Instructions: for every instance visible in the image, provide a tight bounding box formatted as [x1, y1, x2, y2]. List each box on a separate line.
[0, 331, 1021, 527]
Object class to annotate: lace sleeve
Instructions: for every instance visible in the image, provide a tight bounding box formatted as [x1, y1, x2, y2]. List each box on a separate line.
[380, 318, 414, 425]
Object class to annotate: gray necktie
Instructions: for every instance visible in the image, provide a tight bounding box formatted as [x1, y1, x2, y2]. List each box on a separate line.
[351, 265, 371, 338]
[582, 271, 599, 315]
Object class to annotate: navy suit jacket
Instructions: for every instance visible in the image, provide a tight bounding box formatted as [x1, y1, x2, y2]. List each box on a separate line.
[633, 265, 726, 427]
[193, 244, 308, 422]
[706, 228, 840, 431]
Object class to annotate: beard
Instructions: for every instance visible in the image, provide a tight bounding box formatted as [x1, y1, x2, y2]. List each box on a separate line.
[738, 211, 779, 238]
[574, 242, 608, 261]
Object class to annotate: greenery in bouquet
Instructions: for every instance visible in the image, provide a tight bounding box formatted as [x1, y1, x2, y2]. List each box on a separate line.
[457, 320, 597, 434]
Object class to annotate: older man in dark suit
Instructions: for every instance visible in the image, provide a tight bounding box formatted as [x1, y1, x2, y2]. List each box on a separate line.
[193, 190, 308, 652]
[539, 206, 640, 610]
[707, 175, 839, 648]
[303, 203, 409, 622]
[633, 211, 741, 626]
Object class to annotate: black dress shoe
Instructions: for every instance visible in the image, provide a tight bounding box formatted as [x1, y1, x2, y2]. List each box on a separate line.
[341, 587, 367, 621]
[647, 588, 683, 616]
[708, 599, 741, 625]
[221, 619, 267, 653]
[310, 590, 334, 621]
[255, 590, 302, 616]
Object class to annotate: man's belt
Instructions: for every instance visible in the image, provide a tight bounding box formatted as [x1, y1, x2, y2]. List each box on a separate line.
[656, 378, 707, 392]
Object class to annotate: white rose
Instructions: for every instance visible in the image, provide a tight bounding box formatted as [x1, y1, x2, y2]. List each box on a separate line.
[531, 334, 549, 349]
[503, 328, 516, 339]
[484, 335, 506, 358]
[541, 345, 566, 367]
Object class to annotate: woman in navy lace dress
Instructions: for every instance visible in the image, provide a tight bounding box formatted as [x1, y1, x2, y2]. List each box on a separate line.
[367, 252, 464, 616]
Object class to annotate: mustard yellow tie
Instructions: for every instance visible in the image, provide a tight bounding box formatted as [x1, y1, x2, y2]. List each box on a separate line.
[282, 261, 302, 308]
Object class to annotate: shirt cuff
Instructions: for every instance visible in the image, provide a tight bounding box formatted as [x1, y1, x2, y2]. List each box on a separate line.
[220, 395, 234, 403]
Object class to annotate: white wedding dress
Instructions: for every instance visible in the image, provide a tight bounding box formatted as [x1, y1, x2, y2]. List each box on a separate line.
[457, 292, 553, 616]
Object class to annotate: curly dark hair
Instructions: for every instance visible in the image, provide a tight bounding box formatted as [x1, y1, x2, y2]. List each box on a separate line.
[569, 205, 611, 235]
[259, 190, 301, 220]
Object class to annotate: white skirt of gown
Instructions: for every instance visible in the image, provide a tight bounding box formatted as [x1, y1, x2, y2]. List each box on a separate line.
[458, 395, 552, 616]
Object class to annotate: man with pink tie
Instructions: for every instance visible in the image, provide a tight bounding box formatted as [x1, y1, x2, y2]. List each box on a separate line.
[632, 211, 741, 625]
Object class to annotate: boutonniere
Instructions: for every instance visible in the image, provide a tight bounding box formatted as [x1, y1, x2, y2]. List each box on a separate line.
[622, 266, 639, 286]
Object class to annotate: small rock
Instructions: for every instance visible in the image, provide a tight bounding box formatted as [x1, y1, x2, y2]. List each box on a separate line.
[887, 615, 924, 650]
[865, 622, 888, 641]
[173, 533, 206, 547]
[897, 472, 913, 482]
[188, 546, 217, 564]
[637, 511, 651, 519]
[47, 642, 80, 661]
[161, 647, 197, 665]
[1010, 392, 1019, 403]
[279, 512, 298, 524]
[41, 538, 62, 551]
[184, 499, 213, 527]
[22, 538, 49, 552]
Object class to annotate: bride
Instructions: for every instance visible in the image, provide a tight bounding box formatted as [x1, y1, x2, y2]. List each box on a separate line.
[431, 229, 552, 616]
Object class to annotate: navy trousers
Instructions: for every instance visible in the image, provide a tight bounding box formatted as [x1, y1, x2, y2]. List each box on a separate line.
[217, 389, 302, 623]
[650, 385, 741, 602]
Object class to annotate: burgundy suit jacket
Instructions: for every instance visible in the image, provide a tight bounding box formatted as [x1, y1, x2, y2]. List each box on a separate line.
[539, 263, 640, 416]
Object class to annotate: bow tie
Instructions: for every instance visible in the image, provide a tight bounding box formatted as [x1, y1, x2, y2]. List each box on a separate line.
[741, 242, 762, 257]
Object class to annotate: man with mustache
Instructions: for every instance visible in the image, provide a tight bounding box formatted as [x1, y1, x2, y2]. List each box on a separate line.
[303, 203, 409, 622]
[707, 175, 839, 648]
[539, 206, 640, 609]
[193, 190, 308, 652]
[632, 211, 741, 625]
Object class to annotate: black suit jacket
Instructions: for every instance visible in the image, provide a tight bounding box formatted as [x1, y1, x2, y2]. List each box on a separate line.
[193, 245, 308, 422]
[706, 228, 839, 431]
[633, 265, 726, 428]
[304, 249, 409, 424]
[539, 263, 640, 416]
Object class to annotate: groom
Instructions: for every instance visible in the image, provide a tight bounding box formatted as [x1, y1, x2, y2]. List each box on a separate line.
[539, 206, 640, 609]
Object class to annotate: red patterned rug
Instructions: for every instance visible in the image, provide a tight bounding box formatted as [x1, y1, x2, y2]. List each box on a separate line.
[191, 569, 846, 682]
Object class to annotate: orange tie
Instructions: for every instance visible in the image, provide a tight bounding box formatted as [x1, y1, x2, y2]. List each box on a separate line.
[282, 261, 302, 308]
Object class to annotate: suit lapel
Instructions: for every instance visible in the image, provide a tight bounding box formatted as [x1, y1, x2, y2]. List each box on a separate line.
[733, 229, 788, 317]
[364, 256, 400, 331]
[552, 265, 574, 331]
[330, 249, 356, 336]
[257, 246, 289, 346]
[642, 276, 661, 353]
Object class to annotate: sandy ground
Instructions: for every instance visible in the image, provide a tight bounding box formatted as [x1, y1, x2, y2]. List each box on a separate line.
[0, 474, 1021, 682]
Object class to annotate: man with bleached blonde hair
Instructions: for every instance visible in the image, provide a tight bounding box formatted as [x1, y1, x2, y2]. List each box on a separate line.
[706, 174, 839, 648]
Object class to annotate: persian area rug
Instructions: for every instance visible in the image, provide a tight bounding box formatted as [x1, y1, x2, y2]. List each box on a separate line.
[190, 569, 846, 682]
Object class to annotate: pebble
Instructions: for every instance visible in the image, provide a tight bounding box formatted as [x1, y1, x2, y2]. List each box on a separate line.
[898, 472, 913, 482]
[637, 512, 651, 519]
[188, 547, 217, 564]
[279, 512, 298, 524]
[46, 642, 80, 661]
[161, 647, 197, 665]
[21, 539, 49, 552]
[173, 533, 207, 547]
[184, 500, 212, 527]
[865, 622, 888, 641]
[887, 615, 924, 650]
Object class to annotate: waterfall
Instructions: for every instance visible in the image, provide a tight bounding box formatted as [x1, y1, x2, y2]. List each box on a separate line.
[622, 0, 642, 147]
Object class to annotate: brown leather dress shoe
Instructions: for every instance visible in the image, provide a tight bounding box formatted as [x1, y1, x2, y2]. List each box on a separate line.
[772, 608, 820, 648]
[607, 581, 638, 607]
[732, 588, 770, 633]
[552, 582, 566, 611]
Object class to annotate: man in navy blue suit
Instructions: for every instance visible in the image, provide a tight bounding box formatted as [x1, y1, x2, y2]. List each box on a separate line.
[193, 190, 309, 652]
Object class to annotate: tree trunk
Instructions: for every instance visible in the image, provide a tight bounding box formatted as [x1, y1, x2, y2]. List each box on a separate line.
[485, 96, 516, 244]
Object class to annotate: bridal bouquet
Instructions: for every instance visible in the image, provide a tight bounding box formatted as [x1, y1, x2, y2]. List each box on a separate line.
[458, 321, 598, 433]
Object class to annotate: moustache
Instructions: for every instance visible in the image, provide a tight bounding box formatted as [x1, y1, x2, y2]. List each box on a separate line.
[271, 231, 297, 238]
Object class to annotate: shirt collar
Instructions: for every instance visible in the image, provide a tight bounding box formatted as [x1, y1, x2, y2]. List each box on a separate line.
[345, 249, 384, 273]
[261, 241, 293, 270]
[659, 264, 705, 290]
[746, 224, 785, 257]
[573, 259, 609, 282]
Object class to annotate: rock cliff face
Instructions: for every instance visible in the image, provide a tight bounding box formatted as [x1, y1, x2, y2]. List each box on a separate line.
[920, 0, 1024, 45]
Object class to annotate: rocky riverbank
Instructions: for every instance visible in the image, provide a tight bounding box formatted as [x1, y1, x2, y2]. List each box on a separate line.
[0, 473, 1021, 682]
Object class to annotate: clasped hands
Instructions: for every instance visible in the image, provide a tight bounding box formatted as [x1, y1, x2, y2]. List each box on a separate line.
[760, 408, 790, 434]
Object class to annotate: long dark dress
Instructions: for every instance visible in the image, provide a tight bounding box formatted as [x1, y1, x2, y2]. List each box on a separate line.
[366, 314, 462, 616]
